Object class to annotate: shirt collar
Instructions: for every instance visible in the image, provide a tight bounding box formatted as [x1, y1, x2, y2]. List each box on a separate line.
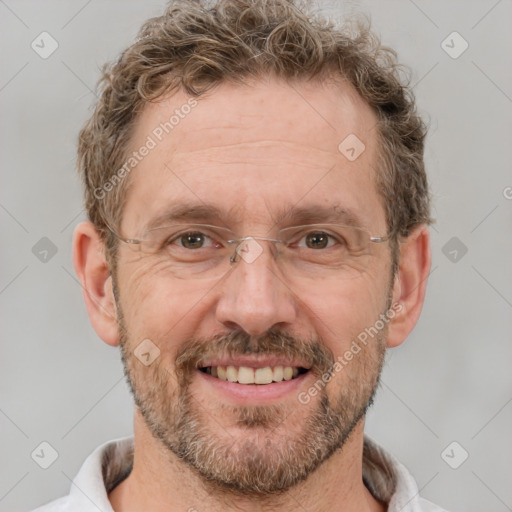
[362, 435, 426, 511]
[66, 435, 427, 511]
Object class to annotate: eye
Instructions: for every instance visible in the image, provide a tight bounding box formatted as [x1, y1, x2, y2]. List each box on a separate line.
[301, 231, 336, 249]
[172, 231, 215, 249]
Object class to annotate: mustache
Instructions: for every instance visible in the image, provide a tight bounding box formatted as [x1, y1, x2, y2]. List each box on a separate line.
[174, 330, 335, 385]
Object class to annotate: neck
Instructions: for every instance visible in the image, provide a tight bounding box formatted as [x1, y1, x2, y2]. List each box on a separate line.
[108, 410, 386, 512]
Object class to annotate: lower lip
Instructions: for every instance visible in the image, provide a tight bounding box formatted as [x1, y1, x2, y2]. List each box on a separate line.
[196, 369, 312, 405]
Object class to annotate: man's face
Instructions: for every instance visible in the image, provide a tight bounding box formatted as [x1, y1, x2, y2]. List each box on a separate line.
[113, 77, 394, 495]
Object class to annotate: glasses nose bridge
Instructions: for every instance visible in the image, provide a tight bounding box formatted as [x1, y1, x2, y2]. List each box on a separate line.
[228, 235, 284, 264]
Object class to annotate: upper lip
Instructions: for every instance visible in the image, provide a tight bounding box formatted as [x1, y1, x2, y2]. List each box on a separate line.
[198, 356, 311, 370]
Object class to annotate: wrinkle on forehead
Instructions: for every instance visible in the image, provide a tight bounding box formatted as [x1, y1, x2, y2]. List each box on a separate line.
[167, 139, 342, 170]
[122, 78, 383, 235]
[133, 77, 378, 156]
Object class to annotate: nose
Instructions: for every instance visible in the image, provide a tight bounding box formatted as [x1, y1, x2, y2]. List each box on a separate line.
[215, 240, 297, 335]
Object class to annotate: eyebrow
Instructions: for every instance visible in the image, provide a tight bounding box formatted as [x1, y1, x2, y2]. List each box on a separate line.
[144, 202, 364, 231]
[145, 204, 228, 231]
[271, 204, 363, 228]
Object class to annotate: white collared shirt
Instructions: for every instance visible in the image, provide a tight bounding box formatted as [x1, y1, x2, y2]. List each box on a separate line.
[31, 435, 448, 511]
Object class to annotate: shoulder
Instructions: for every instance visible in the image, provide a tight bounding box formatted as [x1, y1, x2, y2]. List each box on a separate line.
[29, 496, 72, 512]
[29, 436, 133, 512]
[418, 497, 451, 512]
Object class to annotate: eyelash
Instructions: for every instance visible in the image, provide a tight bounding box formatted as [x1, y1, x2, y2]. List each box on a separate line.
[168, 230, 342, 249]
[169, 232, 217, 248]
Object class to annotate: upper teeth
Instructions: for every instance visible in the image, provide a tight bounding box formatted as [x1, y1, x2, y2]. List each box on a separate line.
[204, 365, 300, 384]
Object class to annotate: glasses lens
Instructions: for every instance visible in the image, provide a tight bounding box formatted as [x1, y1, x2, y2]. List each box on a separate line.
[276, 224, 381, 280]
[131, 223, 384, 280]
[140, 224, 234, 279]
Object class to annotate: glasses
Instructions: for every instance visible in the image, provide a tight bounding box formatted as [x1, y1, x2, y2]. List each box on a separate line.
[108, 223, 393, 281]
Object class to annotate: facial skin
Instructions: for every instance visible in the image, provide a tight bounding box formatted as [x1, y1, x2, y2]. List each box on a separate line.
[73, 76, 431, 512]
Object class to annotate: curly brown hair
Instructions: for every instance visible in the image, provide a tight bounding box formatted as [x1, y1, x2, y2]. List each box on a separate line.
[77, 0, 431, 271]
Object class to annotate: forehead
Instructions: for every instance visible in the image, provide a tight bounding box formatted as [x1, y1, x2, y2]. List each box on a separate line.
[121, 77, 384, 233]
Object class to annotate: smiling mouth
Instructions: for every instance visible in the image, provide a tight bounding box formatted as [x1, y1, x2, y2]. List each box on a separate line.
[198, 365, 309, 384]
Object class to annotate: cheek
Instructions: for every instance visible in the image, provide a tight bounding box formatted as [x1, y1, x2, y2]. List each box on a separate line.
[299, 265, 390, 352]
[117, 258, 218, 350]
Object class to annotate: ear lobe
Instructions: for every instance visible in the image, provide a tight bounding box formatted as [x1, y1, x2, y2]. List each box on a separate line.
[72, 221, 120, 347]
[386, 225, 431, 348]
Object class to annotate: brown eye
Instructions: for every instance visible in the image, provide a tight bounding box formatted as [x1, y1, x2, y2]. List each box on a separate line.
[179, 232, 207, 249]
[305, 232, 330, 249]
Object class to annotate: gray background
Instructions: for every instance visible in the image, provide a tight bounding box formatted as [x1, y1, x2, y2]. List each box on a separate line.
[1, 1, 511, 510]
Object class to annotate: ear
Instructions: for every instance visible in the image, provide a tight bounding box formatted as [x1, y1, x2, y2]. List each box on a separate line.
[72, 221, 120, 347]
[386, 225, 431, 348]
